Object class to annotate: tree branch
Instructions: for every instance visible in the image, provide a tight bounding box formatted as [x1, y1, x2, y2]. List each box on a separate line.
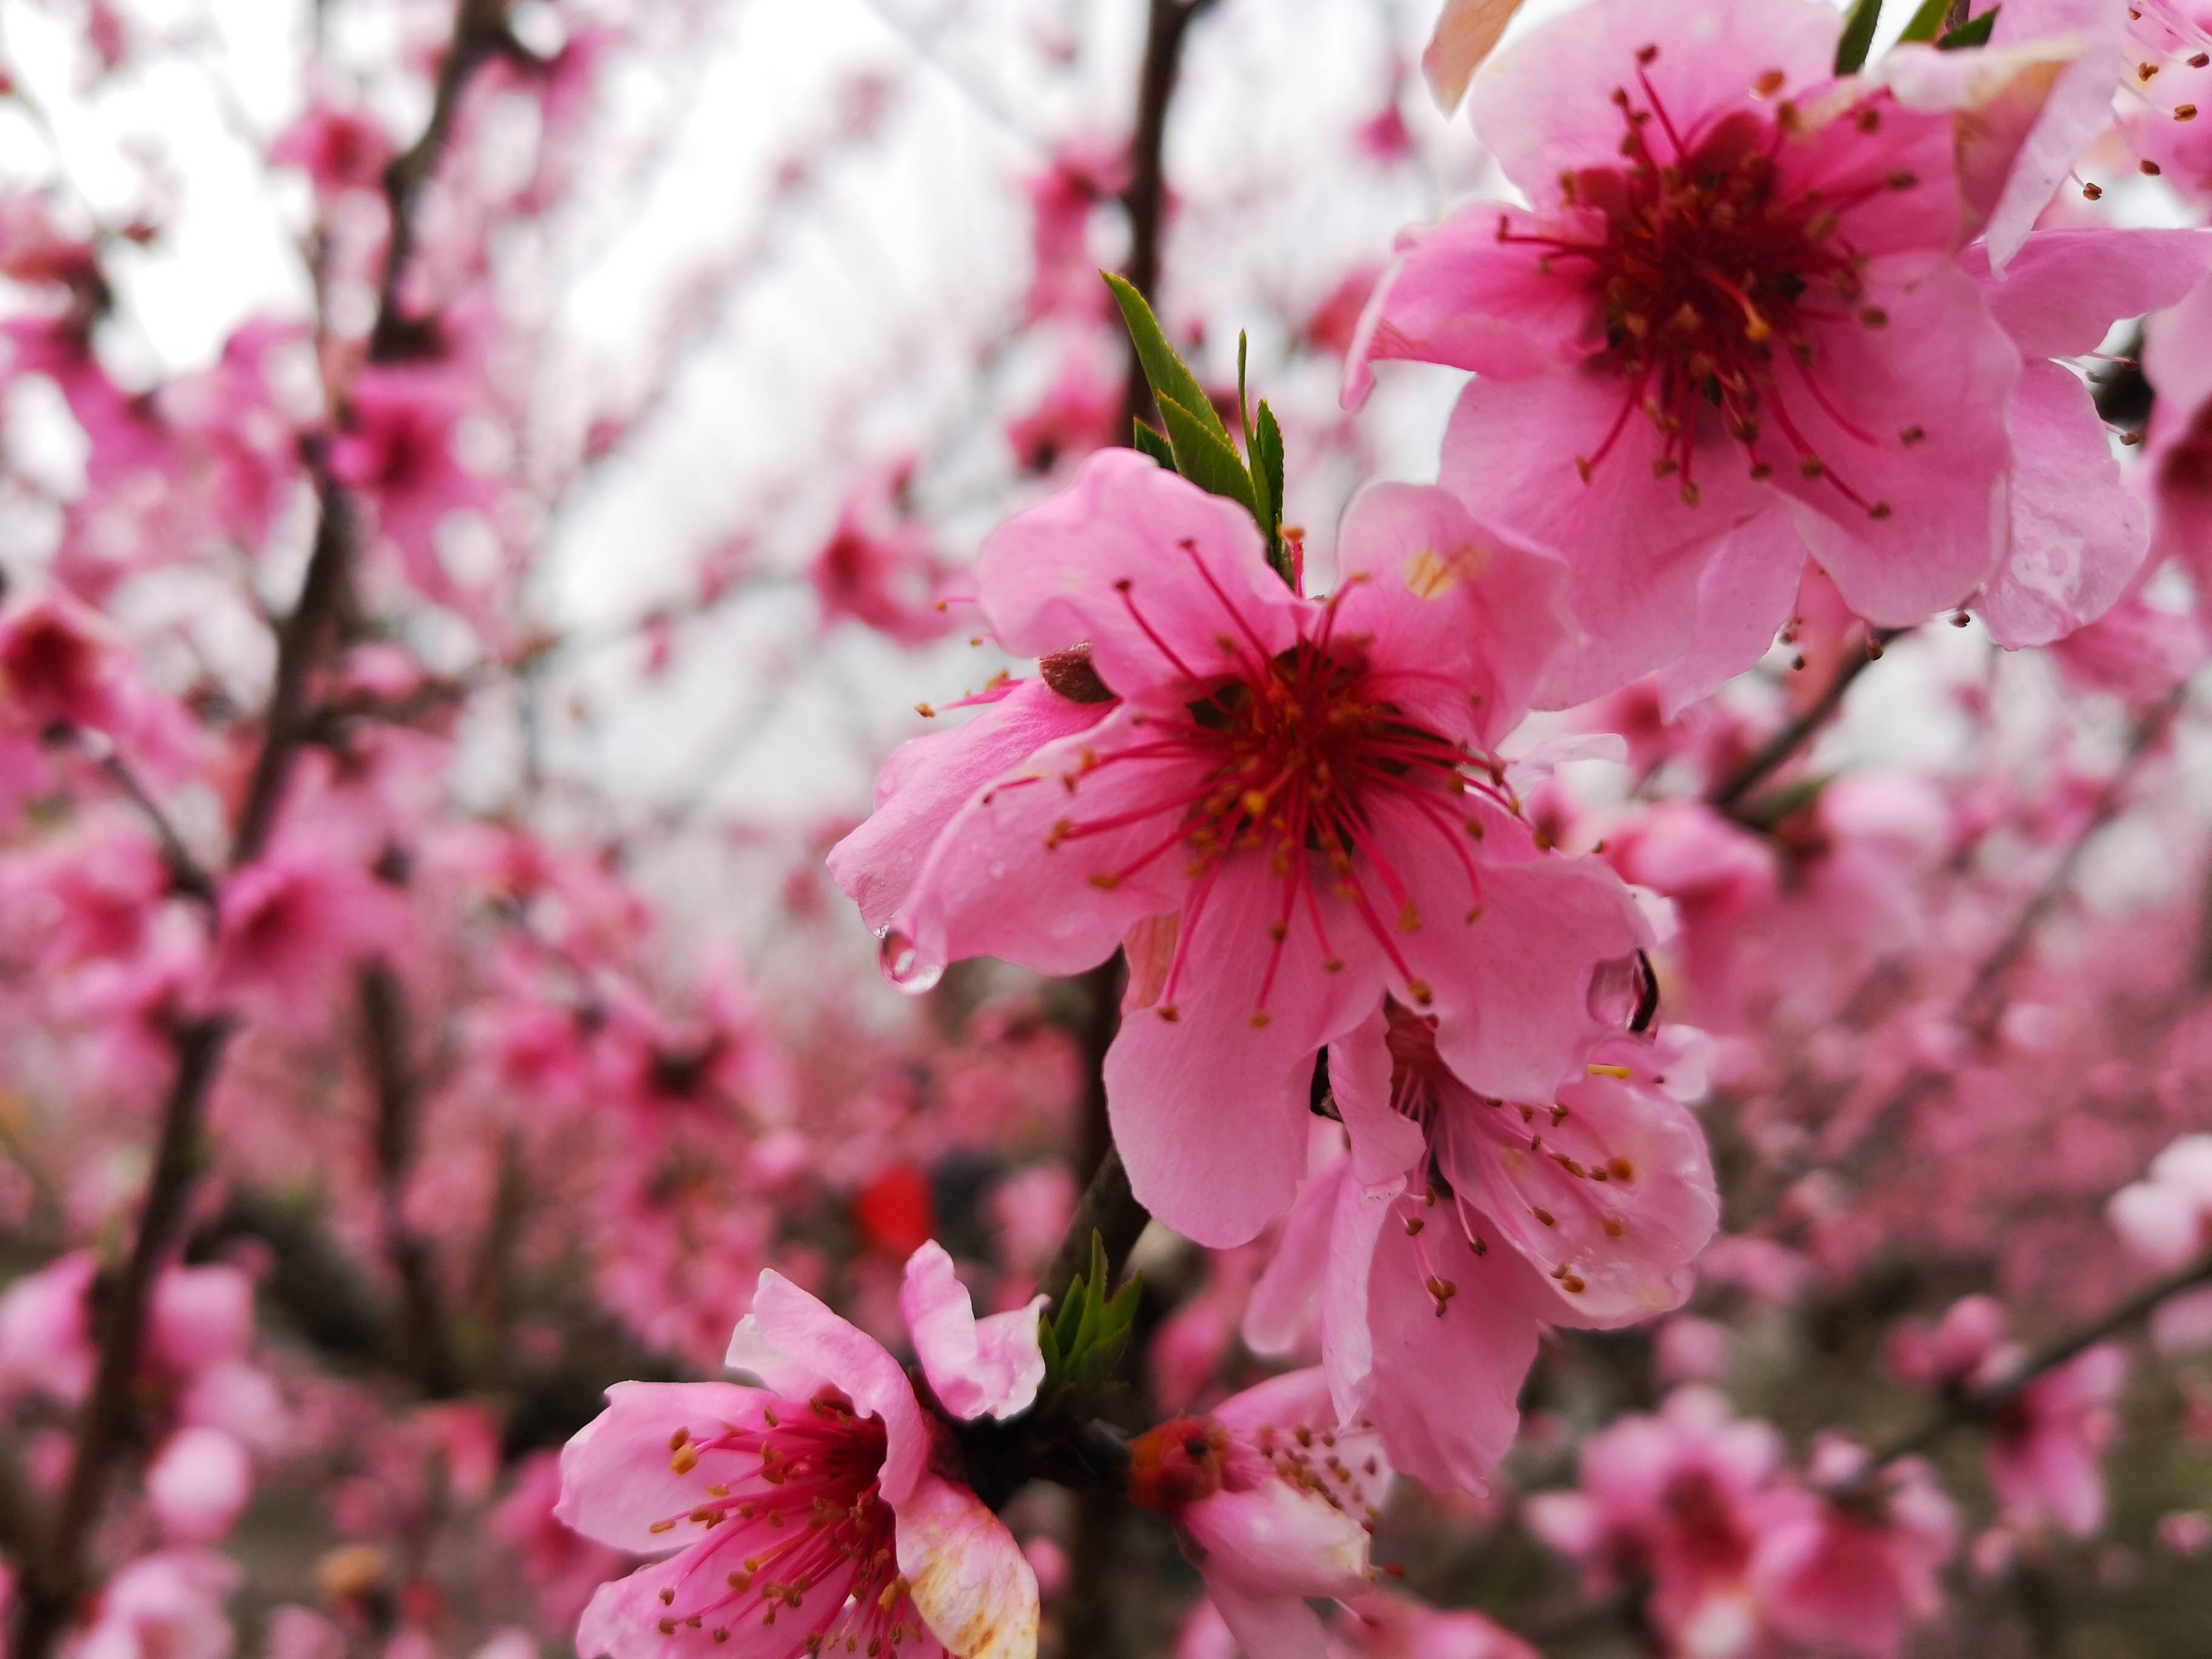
[12, 1014, 232, 1659]
[1706, 629, 1902, 817]
[1118, 0, 1219, 429]
[1859, 1247, 2212, 1478]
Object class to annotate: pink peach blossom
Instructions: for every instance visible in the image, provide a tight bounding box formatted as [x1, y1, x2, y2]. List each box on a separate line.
[1349, 0, 2208, 704]
[1246, 1016, 1716, 1492]
[832, 454, 1651, 1248]
[1129, 1369, 1392, 1659]
[558, 1243, 1039, 1659]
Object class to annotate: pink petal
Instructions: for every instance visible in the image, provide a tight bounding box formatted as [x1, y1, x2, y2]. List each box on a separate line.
[1329, 481, 1570, 748]
[1202, 1581, 1332, 1659]
[975, 450, 1302, 704]
[1438, 367, 1768, 709]
[1649, 507, 1809, 715]
[1344, 203, 1601, 406]
[554, 1381, 773, 1552]
[1979, 360, 2147, 648]
[1965, 228, 2212, 360]
[1182, 1477, 1369, 1601]
[1326, 1012, 1425, 1188]
[1764, 266, 2016, 626]
[1387, 805, 1654, 1104]
[1469, 0, 1839, 210]
[576, 1553, 811, 1659]
[827, 679, 1112, 936]
[1981, 0, 2130, 268]
[1421, 0, 1530, 111]
[1242, 1158, 1339, 1357]
[1362, 1218, 1543, 1492]
[898, 708, 1212, 978]
[894, 1471, 1041, 1659]
[734, 1272, 930, 1506]
[1102, 860, 1386, 1248]
[1321, 1159, 1398, 1426]
[1437, 1058, 1718, 1326]
[900, 1242, 1046, 1423]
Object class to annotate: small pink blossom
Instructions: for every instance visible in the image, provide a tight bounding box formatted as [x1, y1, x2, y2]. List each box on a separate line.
[1128, 1370, 1392, 1659]
[329, 364, 502, 606]
[75, 1550, 241, 1659]
[146, 1426, 253, 1543]
[1755, 1444, 1957, 1659]
[831, 455, 1651, 1248]
[807, 479, 954, 646]
[1986, 1346, 2128, 1537]
[209, 849, 406, 1025]
[1247, 1018, 1716, 1492]
[558, 1242, 1039, 1659]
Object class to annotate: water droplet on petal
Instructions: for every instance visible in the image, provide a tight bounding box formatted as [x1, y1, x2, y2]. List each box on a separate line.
[876, 928, 943, 994]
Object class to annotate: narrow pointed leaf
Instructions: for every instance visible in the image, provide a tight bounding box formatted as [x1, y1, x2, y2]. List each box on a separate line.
[1835, 0, 1883, 73]
[1104, 271, 1228, 443]
[1158, 394, 1258, 517]
[1131, 418, 1176, 470]
[1939, 6, 1999, 47]
[1898, 0, 1951, 41]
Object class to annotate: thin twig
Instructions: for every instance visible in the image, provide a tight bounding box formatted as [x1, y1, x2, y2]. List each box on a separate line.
[1119, 0, 1219, 429]
[1859, 1248, 2212, 1477]
[93, 752, 213, 903]
[1706, 629, 1903, 816]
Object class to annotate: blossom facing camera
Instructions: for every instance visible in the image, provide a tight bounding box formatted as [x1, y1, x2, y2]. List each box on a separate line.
[557, 1242, 1039, 1659]
[831, 452, 1654, 1249]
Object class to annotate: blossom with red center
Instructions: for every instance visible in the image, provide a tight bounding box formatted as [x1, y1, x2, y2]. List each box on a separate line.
[1128, 1370, 1392, 1659]
[830, 452, 1651, 1248]
[558, 1243, 1040, 1659]
[1247, 1013, 1715, 1492]
[1524, 1387, 1800, 1656]
[329, 364, 502, 607]
[1346, 0, 2212, 707]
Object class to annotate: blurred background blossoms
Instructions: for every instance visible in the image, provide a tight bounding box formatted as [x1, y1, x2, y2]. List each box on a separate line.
[2, 0, 2212, 1652]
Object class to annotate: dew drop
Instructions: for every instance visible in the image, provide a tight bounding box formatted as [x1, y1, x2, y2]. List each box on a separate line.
[876, 929, 944, 994]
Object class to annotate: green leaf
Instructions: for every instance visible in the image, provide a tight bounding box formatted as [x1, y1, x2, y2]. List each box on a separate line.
[1252, 400, 1288, 582]
[1104, 271, 1228, 444]
[1036, 1231, 1143, 1422]
[1158, 393, 1258, 517]
[1897, 0, 1951, 42]
[1238, 330, 1253, 460]
[1939, 5, 1998, 47]
[1834, 0, 1883, 73]
[1131, 418, 1176, 470]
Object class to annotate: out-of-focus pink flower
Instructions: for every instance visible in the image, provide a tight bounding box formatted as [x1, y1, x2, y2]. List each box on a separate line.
[1986, 1346, 2127, 1537]
[1024, 143, 1122, 323]
[1, 594, 133, 736]
[329, 364, 502, 604]
[75, 1550, 241, 1659]
[1129, 1370, 1391, 1659]
[1349, 0, 2209, 705]
[831, 455, 1650, 1251]
[1005, 347, 1120, 475]
[557, 1243, 1039, 1659]
[1754, 1444, 1957, 1659]
[493, 1451, 622, 1631]
[2108, 1133, 2212, 1267]
[2145, 273, 2212, 599]
[209, 849, 405, 1023]
[0, 1252, 98, 1405]
[1525, 1387, 1791, 1652]
[272, 99, 395, 197]
[146, 1427, 253, 1543]
[1248, 1020, 1715, 1493]
[808, 478, 955, 646]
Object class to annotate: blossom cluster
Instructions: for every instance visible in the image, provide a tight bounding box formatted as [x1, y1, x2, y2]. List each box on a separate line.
[1, 0, 2211, 1657]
